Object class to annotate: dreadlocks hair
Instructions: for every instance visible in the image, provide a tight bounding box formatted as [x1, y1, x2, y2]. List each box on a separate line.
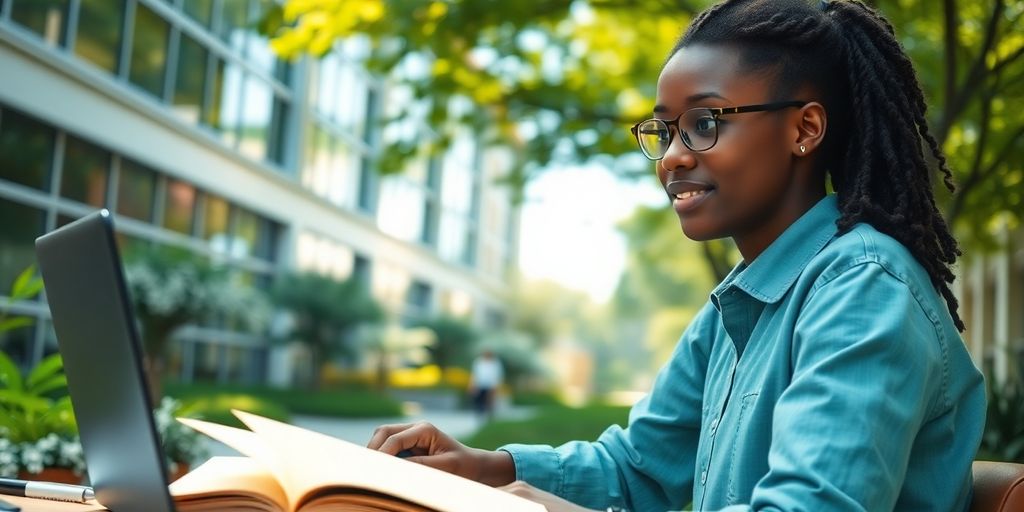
[671, 0, 966, 332]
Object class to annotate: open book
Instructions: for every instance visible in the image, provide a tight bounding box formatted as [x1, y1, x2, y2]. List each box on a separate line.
[168, 410, 546, 512]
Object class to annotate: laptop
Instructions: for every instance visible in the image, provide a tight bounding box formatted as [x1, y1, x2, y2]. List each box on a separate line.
[35, 210, 176, 512]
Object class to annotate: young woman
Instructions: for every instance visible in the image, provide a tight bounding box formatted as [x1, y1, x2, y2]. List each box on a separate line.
[367, 0, 987, 510]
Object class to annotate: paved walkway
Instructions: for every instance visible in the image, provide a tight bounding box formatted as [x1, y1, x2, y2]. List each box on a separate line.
[202, 406, 535, 457]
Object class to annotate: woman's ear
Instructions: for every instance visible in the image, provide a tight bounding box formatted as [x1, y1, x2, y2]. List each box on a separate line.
[793, 101, 827, 157]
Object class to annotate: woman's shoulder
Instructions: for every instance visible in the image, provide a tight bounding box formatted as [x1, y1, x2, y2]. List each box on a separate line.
[808, 221, 932, 291]
[798, 221, 958, 334]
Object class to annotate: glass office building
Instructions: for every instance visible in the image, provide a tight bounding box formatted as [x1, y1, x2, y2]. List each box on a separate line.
[0, 0, 520, 383]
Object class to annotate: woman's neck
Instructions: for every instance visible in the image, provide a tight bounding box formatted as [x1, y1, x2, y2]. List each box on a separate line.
[733, 187, 827, 264]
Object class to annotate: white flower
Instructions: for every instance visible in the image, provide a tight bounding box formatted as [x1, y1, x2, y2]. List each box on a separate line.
[20, 446, 44, 474]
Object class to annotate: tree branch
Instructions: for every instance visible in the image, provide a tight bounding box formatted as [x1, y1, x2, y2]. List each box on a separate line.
[946, 89, 994, 223]
[938, 0, 1005, 144]
[942, 0, 959, 118]
[990, 43, 1024, 77]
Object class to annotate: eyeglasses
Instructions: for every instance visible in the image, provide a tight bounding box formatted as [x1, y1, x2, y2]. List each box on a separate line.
[630, 101, 807, 159]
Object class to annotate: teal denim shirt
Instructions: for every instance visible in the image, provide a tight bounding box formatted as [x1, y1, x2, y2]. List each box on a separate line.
[500, 195, 986, 511]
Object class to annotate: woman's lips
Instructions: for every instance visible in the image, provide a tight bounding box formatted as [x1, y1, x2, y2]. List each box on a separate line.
[672, 188, 713, 214]
[665, 179, 715, 214]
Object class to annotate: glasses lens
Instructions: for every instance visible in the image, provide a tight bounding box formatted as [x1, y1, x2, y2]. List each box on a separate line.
[680, 109, 718, 151]
[636, 119, 670, 159]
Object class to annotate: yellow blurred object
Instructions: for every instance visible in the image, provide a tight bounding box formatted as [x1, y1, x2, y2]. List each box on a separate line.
[319, 366, 377, 388]
[385, 365, 472, 389]
[389, 365, 442, 388]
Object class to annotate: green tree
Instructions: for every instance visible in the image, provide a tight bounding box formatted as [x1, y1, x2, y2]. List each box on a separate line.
[870, 0, 1024, 250]
[0, 265, 44, 339]
[272, 272, 384, 388]
[268, 0, 1024, 279]
[612, 206, 720, 365]
[125, 247, 271, 401]
[414, 315, 479, 370]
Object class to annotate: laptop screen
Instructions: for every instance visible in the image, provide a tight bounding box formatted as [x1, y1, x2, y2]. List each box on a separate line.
[35, 210, 175, 512]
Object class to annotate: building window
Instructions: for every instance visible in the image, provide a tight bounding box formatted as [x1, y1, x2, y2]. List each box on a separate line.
[128, 2, 170, 98]
[238, 75, 272, 161]
[182, 0, 213, 28]
[74, 0, 123, 73]
[60, 135, 109, 208]
[406, 280, 433, 319]
[204, 56, 243, 145]
[421, 157, 441, 246]
[0, 108, 55, 192]
[353, 254, 371, 287]
[10, 0, 68, 46]
[163, 178, 196, 235]
[202, 193, 231, 242]
[117, 158, 157, 222]
[216, 0, 248, 47]
[172, 33, 207, 124]
[0, 199, 46, 297]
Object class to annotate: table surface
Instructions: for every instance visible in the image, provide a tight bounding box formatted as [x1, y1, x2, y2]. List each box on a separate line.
[0, 496, 105, 512]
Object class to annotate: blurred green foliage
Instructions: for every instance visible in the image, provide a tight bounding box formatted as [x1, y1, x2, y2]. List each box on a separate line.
[978, 378, 1024, 463]
[272, 272, 385, 388]
[0, 352, 75, 443]
[461, 403, 630, 450]
[268, 0, 1024, 254]
[414, 315, 479, 369]
[166, 380, 404, 423]
[0, 265, 44, 335]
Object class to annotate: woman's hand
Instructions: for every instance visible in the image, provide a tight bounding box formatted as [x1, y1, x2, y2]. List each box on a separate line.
[499, 481, 602, 512]
[366, 421, 516, 487]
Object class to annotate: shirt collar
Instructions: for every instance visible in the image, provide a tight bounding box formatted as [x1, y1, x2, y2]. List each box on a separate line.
[713, 194, 841, 304]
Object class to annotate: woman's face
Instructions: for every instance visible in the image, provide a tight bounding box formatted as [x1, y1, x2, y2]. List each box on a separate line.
[654, 44, 802, 243]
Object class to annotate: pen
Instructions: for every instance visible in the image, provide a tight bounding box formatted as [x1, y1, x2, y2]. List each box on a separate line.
[0, 478, 94, 503]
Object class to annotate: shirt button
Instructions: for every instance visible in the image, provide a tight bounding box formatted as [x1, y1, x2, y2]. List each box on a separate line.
[701, 470, 707, 484]
[710, 419, 719, 434]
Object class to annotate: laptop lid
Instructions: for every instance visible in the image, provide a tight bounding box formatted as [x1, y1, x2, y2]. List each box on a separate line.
[35, 210, 175, 512]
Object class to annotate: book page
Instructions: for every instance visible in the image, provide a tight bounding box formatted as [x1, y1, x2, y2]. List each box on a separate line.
[234, 410, 546, 512]
[169, 456, 288, 511]
[176, 418, 284, 484]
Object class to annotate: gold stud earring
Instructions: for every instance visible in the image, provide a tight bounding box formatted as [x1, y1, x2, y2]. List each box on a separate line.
[799, 145, 806, 153]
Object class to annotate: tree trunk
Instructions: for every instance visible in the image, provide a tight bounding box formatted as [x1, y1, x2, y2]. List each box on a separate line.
[375, 347, 389, 391]
[144, 353, 165, 407]
[141, 325, 175, 407]
[309, 342, 323, 391]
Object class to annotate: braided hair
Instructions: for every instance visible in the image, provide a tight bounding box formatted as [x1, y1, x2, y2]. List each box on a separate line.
[673, 0, 966, 331]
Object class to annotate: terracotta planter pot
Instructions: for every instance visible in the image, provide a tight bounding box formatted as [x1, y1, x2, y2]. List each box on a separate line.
[18, 467, 83, 485]
[168, 463, 190, 482]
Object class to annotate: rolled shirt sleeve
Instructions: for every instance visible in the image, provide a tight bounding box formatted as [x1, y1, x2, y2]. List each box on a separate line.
[500, 303, 719, 511]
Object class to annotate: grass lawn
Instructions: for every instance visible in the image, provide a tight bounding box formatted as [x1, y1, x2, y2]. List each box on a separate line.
[166, 381, 405, 426]
[462, 404, 631, 450]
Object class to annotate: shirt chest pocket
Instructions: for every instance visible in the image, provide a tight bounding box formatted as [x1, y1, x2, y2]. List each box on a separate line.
[725, 391, 771, 504]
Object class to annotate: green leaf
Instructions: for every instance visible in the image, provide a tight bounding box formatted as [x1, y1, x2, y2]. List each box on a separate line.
[10, 265, 43, 301]
[26, 373, 67, 397]
[0, 351, 23, 392]
[26, 354, 64, 391]
[0, 316, 34, 334]
[0, 390, 51, 412]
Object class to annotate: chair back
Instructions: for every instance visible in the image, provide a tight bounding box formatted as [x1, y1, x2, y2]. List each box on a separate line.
[971, 460, 1024, 512]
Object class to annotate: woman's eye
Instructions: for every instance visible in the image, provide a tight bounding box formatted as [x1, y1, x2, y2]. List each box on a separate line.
[693, 117, 717, 134]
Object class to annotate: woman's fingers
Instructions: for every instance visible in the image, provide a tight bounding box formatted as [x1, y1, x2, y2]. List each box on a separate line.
[377, 422, 442, 456]
[369, 421, 461, 458]
[366, 422, 418, 451]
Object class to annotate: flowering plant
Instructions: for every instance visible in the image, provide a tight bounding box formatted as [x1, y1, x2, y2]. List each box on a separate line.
[0, 433, 85, 477]
[0, 351, 205, 477]
[0, 351, 82, 477]
[154, 397, 208, 474]
[123, 247, 271, 400]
